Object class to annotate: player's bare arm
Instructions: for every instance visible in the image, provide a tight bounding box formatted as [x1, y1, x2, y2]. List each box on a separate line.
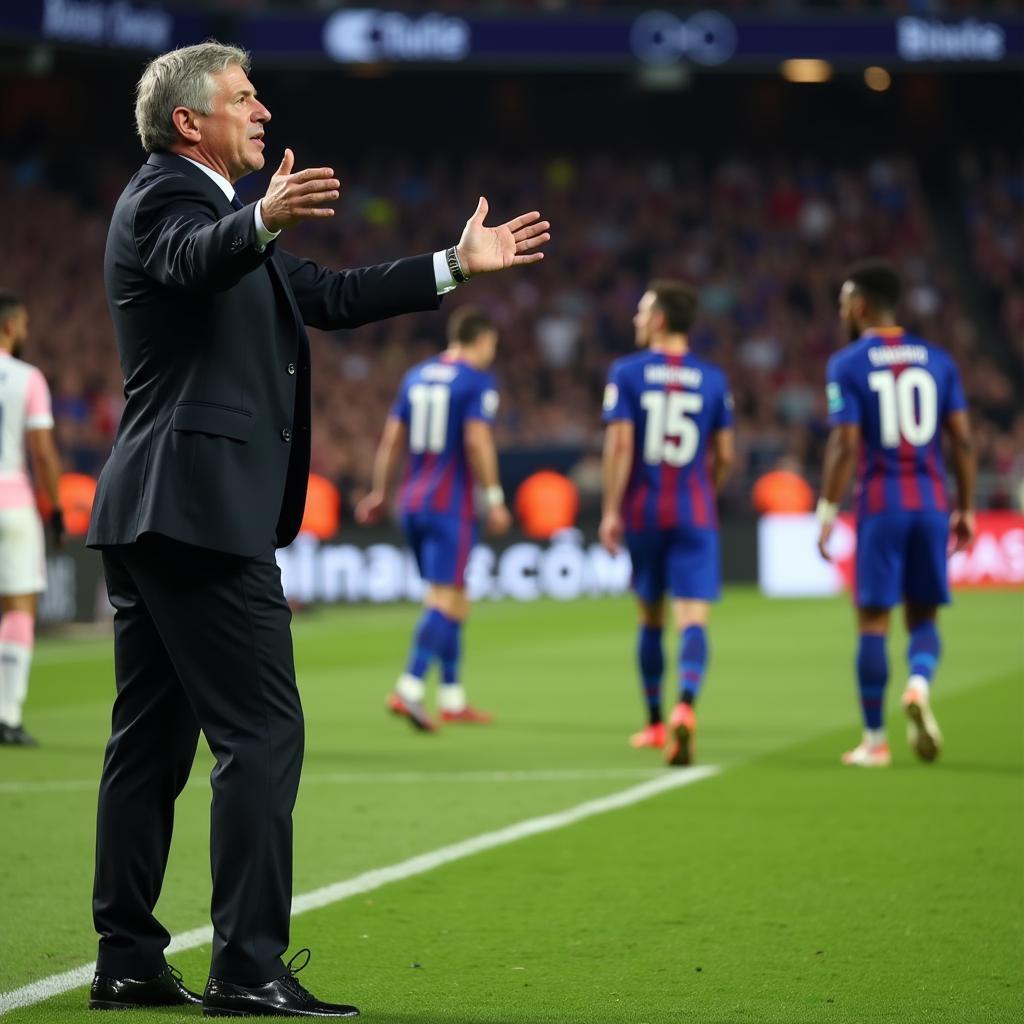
[25, 426, 64, 548]
[464, 418, 510, 536]
[817, 422, 860, 561]
[600, 420, 634, 555]
[710, 428, 736, 493]
[944, 409, 976, 552]
[356, 417, 407, 525]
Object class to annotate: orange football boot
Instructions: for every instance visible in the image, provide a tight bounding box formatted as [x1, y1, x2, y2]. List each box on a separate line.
[665, 703, 697, 766]
[629, 722, 666, 749]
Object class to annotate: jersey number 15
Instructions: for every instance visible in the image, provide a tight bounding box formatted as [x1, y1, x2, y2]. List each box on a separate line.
[640, 391, 702, 467]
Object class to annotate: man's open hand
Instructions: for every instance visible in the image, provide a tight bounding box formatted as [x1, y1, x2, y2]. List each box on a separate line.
[260, 149, 340, 232]
[455, 197, 550, 276]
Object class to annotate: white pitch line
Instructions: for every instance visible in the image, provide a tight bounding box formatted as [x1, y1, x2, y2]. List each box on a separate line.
[0, 765, 719, 1015]
[0, 767, 662, 796]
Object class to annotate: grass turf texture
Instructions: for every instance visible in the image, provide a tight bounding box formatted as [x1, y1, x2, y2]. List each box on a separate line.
[0, 587, 1021, 1023]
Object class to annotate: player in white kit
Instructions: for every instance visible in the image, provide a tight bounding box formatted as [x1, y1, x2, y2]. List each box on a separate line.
[0, 292, 63, 746]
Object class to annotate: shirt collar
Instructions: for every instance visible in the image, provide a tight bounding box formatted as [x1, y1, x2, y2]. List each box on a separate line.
[863, 326, 905, 340]
[179, 156, 235, 202]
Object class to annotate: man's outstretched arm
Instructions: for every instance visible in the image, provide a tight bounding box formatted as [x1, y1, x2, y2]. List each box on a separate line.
[285, 195, 551, 331]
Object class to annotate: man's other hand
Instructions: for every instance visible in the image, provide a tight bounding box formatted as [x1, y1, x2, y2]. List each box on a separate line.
[260, 149, 340, 232]
[455, 197, 550, 276]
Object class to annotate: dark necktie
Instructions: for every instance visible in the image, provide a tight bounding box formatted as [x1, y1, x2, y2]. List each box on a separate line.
[230, 193, 244, 211]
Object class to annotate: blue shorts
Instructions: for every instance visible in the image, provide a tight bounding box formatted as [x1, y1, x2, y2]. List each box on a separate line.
[856, 510, 950, 609]
[400, 511, 477, 588]
[626, 525, 721, 603]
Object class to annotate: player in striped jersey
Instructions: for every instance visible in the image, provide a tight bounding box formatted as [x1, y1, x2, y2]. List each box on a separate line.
[817, 262, 976, 767]
[357, 307, 511, 730]
[600, 281, 735, 766]
[0, 292, 64, 746]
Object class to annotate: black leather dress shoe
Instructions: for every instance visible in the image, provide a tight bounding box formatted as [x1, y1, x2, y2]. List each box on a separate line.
[89, 964, 202, 1009]
[203, 949, 359, 1018]
[0, 723, 39, 746]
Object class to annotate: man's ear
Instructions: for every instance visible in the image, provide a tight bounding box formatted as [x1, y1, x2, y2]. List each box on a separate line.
[170, 106, 202, 144]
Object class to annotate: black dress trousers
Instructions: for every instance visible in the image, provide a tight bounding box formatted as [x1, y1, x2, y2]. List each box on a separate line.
[93, 533, 303, 985]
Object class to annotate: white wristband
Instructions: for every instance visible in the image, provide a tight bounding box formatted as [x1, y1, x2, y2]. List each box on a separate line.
[816, 498, 839, 527]
[485, 485, 505, 508]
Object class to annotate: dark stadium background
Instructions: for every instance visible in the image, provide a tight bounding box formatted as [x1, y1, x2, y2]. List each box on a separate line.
[1, 0, 1020, 618]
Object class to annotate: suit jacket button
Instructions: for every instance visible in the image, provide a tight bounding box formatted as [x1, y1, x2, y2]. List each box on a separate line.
[281, 428, 292, 442]
[287, 362, 296, 375]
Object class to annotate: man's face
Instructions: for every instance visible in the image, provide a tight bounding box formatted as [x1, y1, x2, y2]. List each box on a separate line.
[194, 65, 270, 182]
[838, 280, 863, 341]
[2, 306, 28, 357]
[633, 291, 660, 348]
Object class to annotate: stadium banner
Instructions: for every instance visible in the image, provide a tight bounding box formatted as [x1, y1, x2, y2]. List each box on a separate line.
[245, 10, 1023, 69]
[1, 4, 1021, 68]
[39, 520, 759, 625]
[758, 512, 1024, 598]
[0, 0, 211, 52]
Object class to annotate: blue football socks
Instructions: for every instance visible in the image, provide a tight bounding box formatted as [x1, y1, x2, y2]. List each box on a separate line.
[679, 625, 708, 706]
[856, 633, 889, 730]
[638, 626, 664, 725]
[907, 621, 941, 687]
[440, 615, 462, 686]
[405, 608, 450, 680]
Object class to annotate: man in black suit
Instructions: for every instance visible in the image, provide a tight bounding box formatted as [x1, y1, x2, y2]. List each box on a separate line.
[86, 41, 549, 1018]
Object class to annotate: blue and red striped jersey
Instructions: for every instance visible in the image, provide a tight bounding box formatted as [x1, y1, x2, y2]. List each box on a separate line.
[392, 355, 499, 520]
[826, 327, 967, 520]
[602, 350, 734, 531]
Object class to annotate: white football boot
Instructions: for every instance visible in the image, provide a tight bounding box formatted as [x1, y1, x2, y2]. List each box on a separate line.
[902, 679, 942, 763]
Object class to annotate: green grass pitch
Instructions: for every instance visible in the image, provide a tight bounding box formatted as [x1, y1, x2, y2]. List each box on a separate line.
[0, 587, 1021, 1023]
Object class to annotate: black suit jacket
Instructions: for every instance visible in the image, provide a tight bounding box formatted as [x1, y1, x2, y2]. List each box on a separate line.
[87, 152, 440, 557]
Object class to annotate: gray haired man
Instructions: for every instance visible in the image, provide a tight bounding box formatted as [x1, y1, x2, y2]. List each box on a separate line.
[86, 42, 549, 1017]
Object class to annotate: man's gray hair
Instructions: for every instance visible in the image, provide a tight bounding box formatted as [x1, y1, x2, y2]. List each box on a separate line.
[135, 41, 251, 153]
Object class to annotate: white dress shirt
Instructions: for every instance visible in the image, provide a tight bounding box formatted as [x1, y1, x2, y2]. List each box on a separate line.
[179, 156, 458, 295]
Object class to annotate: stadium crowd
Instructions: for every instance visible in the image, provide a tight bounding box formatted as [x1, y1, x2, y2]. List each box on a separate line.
[3, 150, 1020, 519]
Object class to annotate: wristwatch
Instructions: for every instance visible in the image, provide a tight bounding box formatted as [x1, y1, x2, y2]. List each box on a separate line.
[446, 246, 470, 284]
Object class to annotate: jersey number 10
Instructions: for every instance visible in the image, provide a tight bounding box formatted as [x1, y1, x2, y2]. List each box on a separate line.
[640, 391, 703, 467]
[408, 383, 451, 454]
[867, 368, 938, 448]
